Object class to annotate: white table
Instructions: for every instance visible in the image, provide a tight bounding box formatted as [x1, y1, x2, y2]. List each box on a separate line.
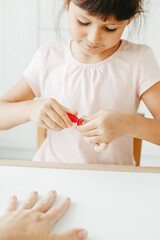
[0, 160, 160, 240]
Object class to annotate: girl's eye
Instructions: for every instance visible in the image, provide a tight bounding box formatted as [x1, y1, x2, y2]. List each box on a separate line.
[78, 20, 90, 26]
[77, 20, 117, 32]
[105, 27, 117, 32]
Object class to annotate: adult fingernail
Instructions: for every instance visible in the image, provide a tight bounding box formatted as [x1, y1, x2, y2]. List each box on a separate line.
[49, 190, 57, 195]
[10, 195, 16, 200]
[31, 191, 38, 195]
[78, 230, 88, 239]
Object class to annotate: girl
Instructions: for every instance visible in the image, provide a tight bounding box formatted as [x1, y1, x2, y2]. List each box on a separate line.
[0, 0, 160, 165]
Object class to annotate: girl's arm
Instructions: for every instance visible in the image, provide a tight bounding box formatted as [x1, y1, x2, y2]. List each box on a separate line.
[77, 82, 160, 147]
[0, 77, 77, 130]
[127, 82, 160, 145]
[0, 77, 35, 129]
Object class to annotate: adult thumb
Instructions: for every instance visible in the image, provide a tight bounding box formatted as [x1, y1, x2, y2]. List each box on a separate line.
[51, 229, 88, 240]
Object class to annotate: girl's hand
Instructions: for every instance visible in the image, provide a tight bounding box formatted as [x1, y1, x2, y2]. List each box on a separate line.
[77, 110, 129, 152]
[94, 143, 109, 152]
[0, 191, 88, 240]
[29, 98, 78, 131]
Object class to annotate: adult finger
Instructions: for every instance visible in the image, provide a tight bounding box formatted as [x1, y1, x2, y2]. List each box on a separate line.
[33, 190, 57, 213]
[19, 191, 38, 210]
[5, 195, 17, 212]
[51, 229, 88, 240]
[45, 197, 71, 225]
[94, 143, 109, 152]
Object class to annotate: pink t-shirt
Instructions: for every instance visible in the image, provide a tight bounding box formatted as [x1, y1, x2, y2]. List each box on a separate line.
[24, 40, 160, 165]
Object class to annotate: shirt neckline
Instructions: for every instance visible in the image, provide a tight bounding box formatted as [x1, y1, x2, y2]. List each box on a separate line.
[67, 39, 126, 67]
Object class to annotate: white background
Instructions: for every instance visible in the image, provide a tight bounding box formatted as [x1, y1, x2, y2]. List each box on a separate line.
[0, 164, 160, 240]
[0, 0, 160, 165]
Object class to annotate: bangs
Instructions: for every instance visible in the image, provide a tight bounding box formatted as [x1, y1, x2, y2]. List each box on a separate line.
[72, 0, 143, 21]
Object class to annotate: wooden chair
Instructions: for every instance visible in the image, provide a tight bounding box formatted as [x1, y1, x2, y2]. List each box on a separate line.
[37, 128, 142, 167]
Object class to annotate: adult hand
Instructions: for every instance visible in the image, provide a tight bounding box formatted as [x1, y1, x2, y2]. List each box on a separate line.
[77, 110, 129, 152]
[29, 98, 78, 131]
[0, 190, 88, 240]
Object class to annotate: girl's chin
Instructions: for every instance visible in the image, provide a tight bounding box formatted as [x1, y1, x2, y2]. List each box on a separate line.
[81, 46, 105, 56]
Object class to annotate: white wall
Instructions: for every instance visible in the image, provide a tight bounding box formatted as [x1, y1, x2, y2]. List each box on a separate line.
[0, 0, 159, 165]
[0, 0, 38, 160]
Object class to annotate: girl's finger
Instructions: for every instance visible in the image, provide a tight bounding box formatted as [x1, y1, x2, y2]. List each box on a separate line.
[40, 120, 62, 132]
[39, 121, 53, 131]
[76, 120, 97, 133]
[82, 129, 99, 137]
[46, 107, 68, 129]
[42, 115, 63, 131]
[83, 136, 106, 144]
[19, 191, 38, 210]
[63, 106, 78, 117]
[33, 190, 57, 213]
[51, 229, 88, 240]
[94, 143, 109, 152]
[5, 195, 17, 212]
[83, 112, 98, 122]
[50, 102, 73, 128]
[45, 197, 71, 226]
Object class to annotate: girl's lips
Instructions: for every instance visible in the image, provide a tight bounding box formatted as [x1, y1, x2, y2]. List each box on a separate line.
[85, 43, 102, 49]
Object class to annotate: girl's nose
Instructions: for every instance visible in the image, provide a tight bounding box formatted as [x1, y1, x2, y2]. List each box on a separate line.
[87, 27, 102, 45]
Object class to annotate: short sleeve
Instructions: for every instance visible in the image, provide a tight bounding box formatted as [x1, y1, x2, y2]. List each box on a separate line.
[23, 46, 48, 97]
[137, 45, 160, 98]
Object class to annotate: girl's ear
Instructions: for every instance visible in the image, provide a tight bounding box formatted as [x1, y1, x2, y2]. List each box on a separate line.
[64, 0, 70, 11]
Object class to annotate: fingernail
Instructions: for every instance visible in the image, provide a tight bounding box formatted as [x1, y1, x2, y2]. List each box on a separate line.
[31, 191, 38, 195]
[49, 190, 57, 195]
[78, 230, 88, 239]
[65, 197, 71, 204]
[10, 195, 16, 200]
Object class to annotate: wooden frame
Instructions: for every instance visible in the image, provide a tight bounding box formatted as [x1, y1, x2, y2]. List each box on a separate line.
[0, 159, 160, 173]
[37, 127, 143, 167]
[37, 127, 47, 149]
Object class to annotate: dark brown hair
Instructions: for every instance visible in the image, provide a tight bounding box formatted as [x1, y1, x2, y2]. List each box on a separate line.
[66, 0, 144, 21]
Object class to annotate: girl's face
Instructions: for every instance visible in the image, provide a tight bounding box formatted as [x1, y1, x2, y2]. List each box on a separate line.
[66, 1, 132, 60]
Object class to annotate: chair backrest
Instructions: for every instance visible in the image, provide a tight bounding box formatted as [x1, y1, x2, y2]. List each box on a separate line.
[133, 137, 142, 166]
[37, 127, 142, 166]
[37, 127, 47, 149]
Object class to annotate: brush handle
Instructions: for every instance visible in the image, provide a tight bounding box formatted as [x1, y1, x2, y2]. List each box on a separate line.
[67, 113, 78, 123]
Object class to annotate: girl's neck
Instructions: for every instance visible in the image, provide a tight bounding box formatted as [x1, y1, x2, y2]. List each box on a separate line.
[70, 40, 122, 64]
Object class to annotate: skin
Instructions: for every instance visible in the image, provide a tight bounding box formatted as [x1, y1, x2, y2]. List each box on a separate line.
[64, 1, 160, 151]
[66, 1, 132, 64]
[0, 79, 77, 130]
[0, 191, 88, 240]
[0, 0, 160, 152]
